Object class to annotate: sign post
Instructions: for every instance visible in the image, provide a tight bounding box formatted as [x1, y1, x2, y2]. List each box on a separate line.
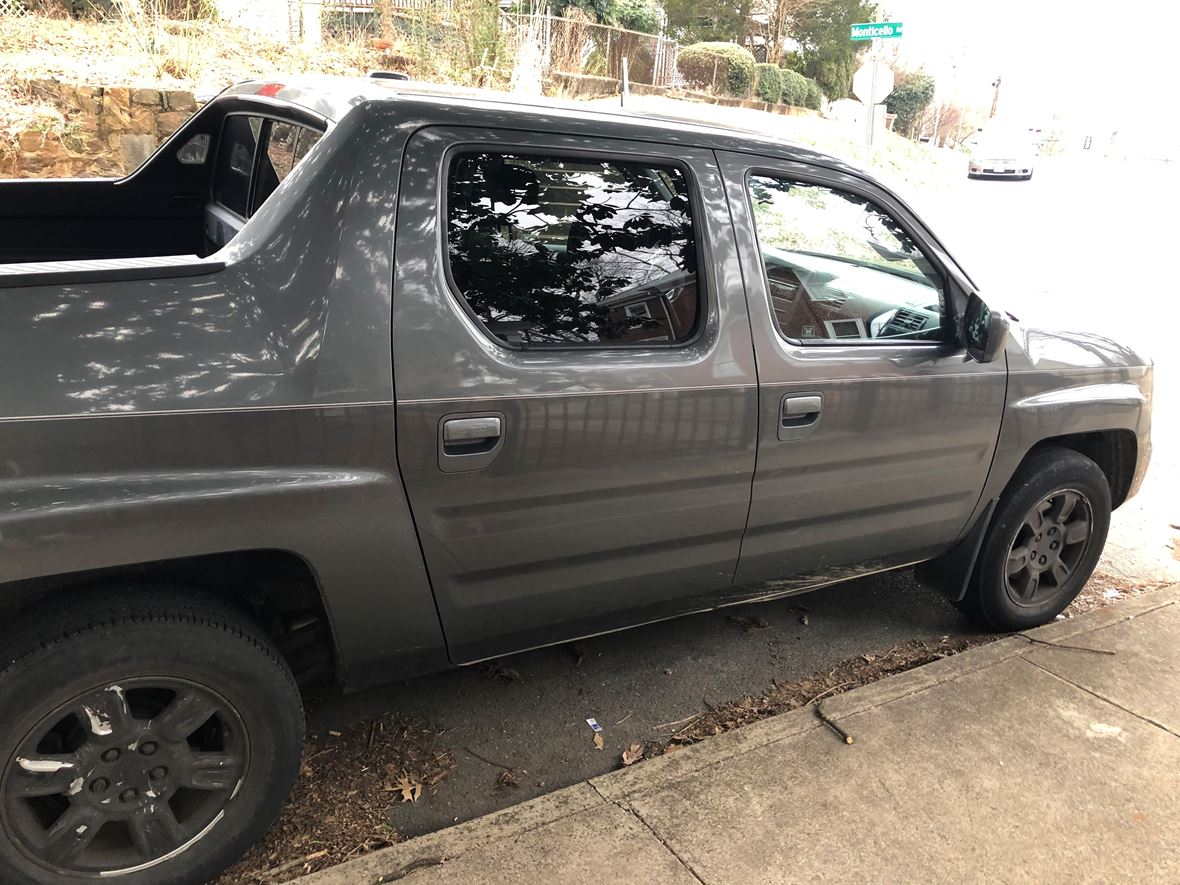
[850, 22, 902, 156]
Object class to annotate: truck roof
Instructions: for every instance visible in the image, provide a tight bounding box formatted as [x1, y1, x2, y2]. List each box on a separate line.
[220, 75, 858, 175]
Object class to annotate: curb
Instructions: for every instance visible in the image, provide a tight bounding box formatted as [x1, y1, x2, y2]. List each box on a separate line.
[294, 584, 1180, 884]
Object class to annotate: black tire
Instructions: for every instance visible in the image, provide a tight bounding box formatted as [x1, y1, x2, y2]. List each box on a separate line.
[961, 447, 1110, 631]
[0, 588, 304, 884]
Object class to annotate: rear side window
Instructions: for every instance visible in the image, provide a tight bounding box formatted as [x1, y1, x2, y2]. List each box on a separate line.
[212, 115, 323, 219]
[445, 151, 700, 348]
[252, 123, 323, 213]
[212, 115, 261, 217]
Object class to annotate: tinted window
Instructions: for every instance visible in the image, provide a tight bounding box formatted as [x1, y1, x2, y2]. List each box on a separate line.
[748, 175, 944, 343]
[446, 152, 700, 347]
[252, 123, 323, 213]
[212, 115, 262, 217]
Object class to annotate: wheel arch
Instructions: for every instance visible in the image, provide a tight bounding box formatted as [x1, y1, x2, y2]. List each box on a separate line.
[0, 549, 338, 687]
[917, 431, 1131, 602]
[1026, 429, 1137, 509]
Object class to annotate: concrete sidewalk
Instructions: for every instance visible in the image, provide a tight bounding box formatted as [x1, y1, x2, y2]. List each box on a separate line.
[298, 586, 1180, 884]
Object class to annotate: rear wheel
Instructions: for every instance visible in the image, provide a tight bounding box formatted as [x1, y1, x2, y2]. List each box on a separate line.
[961, 447, 1110, 631]
[0, 589, 304, 884]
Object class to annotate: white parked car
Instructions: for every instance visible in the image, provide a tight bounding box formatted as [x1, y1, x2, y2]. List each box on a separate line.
[967, 139, 1036, 180]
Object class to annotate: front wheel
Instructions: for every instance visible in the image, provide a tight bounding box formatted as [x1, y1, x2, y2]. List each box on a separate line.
[962, 447, 1110, 631]
[0, 589, 304, 884]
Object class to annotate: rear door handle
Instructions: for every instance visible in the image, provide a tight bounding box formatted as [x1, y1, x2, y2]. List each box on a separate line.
[439, 413, 505, 472]
[779, 393, 823, 441]
[443, 416, 502, 446]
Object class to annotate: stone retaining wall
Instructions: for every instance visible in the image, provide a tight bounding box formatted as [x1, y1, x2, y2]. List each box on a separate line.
[1, 80, 199, 179]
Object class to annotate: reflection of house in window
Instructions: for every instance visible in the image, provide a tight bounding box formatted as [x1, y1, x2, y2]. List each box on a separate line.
[598, 269, 698, 344]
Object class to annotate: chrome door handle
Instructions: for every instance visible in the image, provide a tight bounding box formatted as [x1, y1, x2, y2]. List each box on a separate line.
[443, 416, 502, 445]
[782, 395, 822, 419]
[779, 393, 823, 441]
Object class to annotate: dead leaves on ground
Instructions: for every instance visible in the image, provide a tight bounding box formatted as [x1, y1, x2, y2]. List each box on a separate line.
[727, 614, 769, 633]
[621, 741, 646, 766]
[215, 715, 455, 883]
[630, 636, 984, 763]
[393, 775, 422, 803]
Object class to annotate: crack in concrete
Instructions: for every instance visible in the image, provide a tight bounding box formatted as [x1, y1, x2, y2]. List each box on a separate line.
[589, 781, 708, 884]
[1019, 657, 1179, 739]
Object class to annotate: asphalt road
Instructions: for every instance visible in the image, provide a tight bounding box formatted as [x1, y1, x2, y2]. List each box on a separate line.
[309, 153, 1180, 839]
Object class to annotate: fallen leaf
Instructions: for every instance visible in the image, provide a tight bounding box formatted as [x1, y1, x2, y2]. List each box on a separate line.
[593, 733, 604, 751]
[798, 613, 810, 626]
[395, 776, 422, 803]
[728, 615, 769, 633]
[569, 643, 586, 667]
[496, 768, 520, 789]
[621, 741, 645, 766]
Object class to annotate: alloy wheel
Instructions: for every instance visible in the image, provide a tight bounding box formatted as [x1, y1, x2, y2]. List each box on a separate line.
[1004, 488, 1094, 608]
[2, 677, 248, 877]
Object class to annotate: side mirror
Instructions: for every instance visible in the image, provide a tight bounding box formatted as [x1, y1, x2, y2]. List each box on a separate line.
[962, 292, 1009, 363]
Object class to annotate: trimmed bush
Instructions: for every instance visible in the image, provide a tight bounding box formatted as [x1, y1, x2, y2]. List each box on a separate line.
[676, 42, 757, 97]
[803, 78, 822, 110]
[754, 63, 783, 104]
[780, 69, 809, 107]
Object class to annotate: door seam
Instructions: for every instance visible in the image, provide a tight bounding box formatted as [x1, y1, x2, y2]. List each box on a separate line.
[713, 147, 763, 591]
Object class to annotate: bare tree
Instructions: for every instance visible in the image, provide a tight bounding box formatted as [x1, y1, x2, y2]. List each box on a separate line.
[752, 0, 809, 64]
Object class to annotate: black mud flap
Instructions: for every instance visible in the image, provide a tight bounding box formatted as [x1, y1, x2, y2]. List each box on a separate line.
[915, 499, 996, 602]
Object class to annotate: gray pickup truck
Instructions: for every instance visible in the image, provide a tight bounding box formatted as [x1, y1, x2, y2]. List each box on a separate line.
[0, 76, 1152, 883]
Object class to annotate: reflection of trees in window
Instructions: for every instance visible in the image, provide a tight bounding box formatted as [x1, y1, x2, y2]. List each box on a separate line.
[447, 152, 699, 347]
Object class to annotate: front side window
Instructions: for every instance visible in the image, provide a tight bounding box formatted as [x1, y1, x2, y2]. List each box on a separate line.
[747, 174, 944, 344]
[446, 151, 700, 347]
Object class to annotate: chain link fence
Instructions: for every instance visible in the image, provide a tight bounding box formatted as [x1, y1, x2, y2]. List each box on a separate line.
[501, 12, 678, 88]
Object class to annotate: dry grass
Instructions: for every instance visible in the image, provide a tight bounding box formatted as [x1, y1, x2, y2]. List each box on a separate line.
[0, 14, 386, 94]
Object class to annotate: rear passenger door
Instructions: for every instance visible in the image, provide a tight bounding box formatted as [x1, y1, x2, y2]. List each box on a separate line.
[393, 128, 758, 663]
[717, 152, 1007, 591]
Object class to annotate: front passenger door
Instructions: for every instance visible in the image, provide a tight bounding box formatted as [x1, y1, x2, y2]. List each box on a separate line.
[718, 153, 1007, 591]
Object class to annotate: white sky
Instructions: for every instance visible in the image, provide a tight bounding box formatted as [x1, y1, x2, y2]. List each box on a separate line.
[881, 0, 1177, 148]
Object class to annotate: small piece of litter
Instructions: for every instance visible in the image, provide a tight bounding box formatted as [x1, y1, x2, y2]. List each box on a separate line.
[585, 718, 603, 732]
[327, 730, 342, 737]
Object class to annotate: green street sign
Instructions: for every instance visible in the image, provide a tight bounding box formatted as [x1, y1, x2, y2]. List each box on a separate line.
[850, 21, 904, 40]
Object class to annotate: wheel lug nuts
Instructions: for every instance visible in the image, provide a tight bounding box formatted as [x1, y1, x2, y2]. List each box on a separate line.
[119, 788, 138, 803]
[150, 766, 168, 779]
[1039, 555, 1048, 565]
[1050, 541, 1059, 550]
[139, 742, 158, 756]
[101, 748, 120, 763]
[89, 777, 109, 793]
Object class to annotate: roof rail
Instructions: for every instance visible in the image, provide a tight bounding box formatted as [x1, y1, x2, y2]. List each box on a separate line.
[368, 71, 410, 81]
